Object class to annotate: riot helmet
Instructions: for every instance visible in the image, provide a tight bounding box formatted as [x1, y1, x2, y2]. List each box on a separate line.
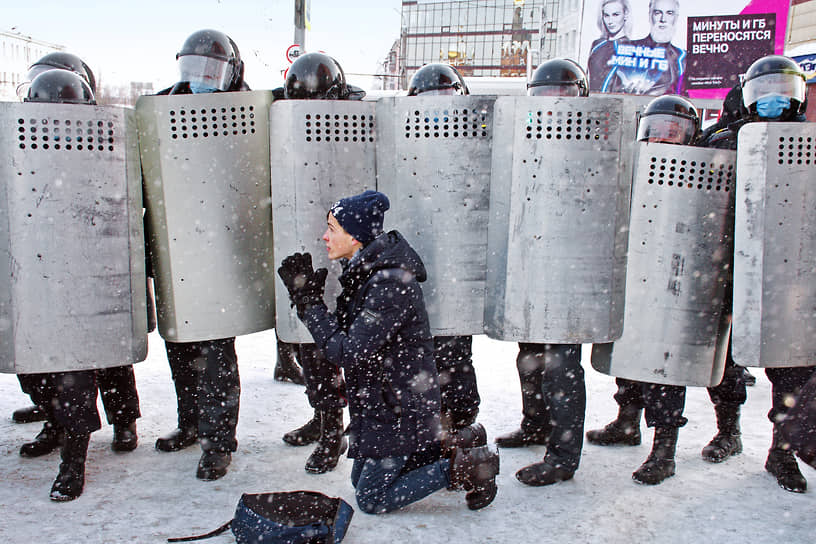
[407, 63, 469, 96]
[284, 52, 351, 100]
[24, 69, 96, 105]
[17, 52, 96, 99]
[637, 94, 699, 144]
[175, 29, 244, 93]
[742, 55, 806, 120]
[527, 59, 589, 97]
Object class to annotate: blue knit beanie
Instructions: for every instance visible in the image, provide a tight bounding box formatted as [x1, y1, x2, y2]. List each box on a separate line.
[329, 190, 390, 244]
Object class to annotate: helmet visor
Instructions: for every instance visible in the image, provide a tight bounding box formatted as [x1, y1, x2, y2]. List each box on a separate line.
[528, 84, 581, 97]
[178, 55, 231, 91]
[416, 88, 458, 96]
[743, 72, 805, 108]
[637, 113, 696, 145]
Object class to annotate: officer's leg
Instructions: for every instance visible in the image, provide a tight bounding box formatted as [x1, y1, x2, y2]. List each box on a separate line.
[633, 383, 686, 485]
[49, 370, 100, 501]
[12, 374, 47, 423]
[97, 364, 141, 452]
[764, 366, 816, 493]
[516, 343, 584, 486]
[435, 335, 480, 430]
[156, 341, 201, 451]
[196, 337, 239, 480]
[19, 373, 64, 458]
[495, 342, 550, 448]
[703, 339, 746, 462]
[586, 377, 644, 446]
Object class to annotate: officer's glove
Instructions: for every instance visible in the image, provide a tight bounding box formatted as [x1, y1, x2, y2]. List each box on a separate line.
[277, 252, 328, 317]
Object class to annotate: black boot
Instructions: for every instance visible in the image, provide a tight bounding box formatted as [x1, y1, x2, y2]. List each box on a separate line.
[155, 426, 198, 452]
[283, 409, 322, 446]
[495, 425, 549, 448]
[274, 340, 305, 385]
[196, 450, 232, 481]
[450, 446, 500, 510]
[586, 405, 642, 446]
[515, 459, 575, 486]
[632, 427, 678, 485]
[112, 422, 138, 452]
[765, 426, 807, 493]
[442, 423, 487, 456]
[701, 404, 742, 463]
[50, 432, 90, 502]
[20, 422, 64, 458]
[305, 409, 347, 474]
[12, 405, 46, 424]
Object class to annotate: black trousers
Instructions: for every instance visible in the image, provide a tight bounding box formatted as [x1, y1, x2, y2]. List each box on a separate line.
[766, 366, 816, 426]
[517, 343, 585, 471]
[165, 338, 239, 452]
[434, 335, 480, 423]
[19, 365, 140, 434]
[610, 378, 688, 428]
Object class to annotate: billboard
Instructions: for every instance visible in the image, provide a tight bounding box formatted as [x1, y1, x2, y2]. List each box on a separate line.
[579, 0, 790, 100]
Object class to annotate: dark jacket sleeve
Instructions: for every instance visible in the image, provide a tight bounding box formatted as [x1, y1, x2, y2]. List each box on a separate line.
[301, 273, 418, 370]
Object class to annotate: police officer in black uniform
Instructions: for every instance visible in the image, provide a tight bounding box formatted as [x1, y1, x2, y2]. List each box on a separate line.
[20, 69, 141, 501]
[495, 59, 589, 487]
[405, 63, 482, 432]
[274, 52, 367, 474]
[586, 96, 702, 485]
[150, 29, 247, 481]
[15, 53, 141, 462]
[698, 55, 813, 493]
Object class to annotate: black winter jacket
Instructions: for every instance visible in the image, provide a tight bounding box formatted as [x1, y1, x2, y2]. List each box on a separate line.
[301, 231, 441, 459]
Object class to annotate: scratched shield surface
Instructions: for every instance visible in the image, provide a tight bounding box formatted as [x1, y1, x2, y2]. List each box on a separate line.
[137, 91, 276, 343]
[0, 102, 147, 373]
[485, 95, 629, 343]
[732, 122, 816, 368]
[591, 142, 735, 387]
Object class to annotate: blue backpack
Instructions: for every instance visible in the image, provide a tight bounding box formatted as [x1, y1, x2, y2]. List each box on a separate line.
[169, 491, 354, 544]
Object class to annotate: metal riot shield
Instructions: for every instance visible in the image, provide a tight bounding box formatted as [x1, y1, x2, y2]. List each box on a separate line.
[485, 95, 629, 343]
[732, 122, 816, 368]
[136, 91, 276, 342]
[0, 102, 147, 373]
[377, 96, 494, 335]
[270, 100, 376, 343]
[591, 142, 735, 386]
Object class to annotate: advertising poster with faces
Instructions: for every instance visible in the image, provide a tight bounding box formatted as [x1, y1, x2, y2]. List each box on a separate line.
[579, 0, 791, 100]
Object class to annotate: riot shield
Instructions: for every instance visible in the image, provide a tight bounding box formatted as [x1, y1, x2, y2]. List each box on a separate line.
[377, 96, 494, 335]
[0, 102, 147, 373]
[136, 91, 276, 342]
[485, 95, 629, 343]
[732, 122, 816, 368]
[591, 142, 735, 387]
[270, 100, 376, 343]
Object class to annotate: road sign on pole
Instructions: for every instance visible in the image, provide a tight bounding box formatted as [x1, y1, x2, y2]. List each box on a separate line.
[286, 44, 302, 64]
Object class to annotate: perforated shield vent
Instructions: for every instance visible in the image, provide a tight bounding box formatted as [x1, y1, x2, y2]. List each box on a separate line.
[524, 110, 612, 141]
[777, 135, 814, 165]
[403, 108, 489, 139]
[304, 113, 374, 143]
[169, 105, 255, 139]
[647, 156, 734, 191]
[16, 117, 116, 152]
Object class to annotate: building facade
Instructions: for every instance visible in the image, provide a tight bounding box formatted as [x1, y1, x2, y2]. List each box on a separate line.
[0, 30, 64, 102]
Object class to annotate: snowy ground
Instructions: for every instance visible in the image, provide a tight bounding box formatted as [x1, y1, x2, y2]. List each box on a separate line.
[1, 330, 814, 543]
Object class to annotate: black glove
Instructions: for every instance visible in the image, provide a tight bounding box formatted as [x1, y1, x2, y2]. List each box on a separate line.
[277, 252, 328, 316]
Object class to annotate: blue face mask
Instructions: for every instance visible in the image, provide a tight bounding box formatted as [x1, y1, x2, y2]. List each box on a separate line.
[756, 94, 790, 119]
[189, 83, 218, 94]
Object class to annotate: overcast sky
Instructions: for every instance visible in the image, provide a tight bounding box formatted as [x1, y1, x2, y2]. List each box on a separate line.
[4, 0, 403, 90]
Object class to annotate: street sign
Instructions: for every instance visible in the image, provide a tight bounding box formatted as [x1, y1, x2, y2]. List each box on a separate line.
[286, 44, 302, 64]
